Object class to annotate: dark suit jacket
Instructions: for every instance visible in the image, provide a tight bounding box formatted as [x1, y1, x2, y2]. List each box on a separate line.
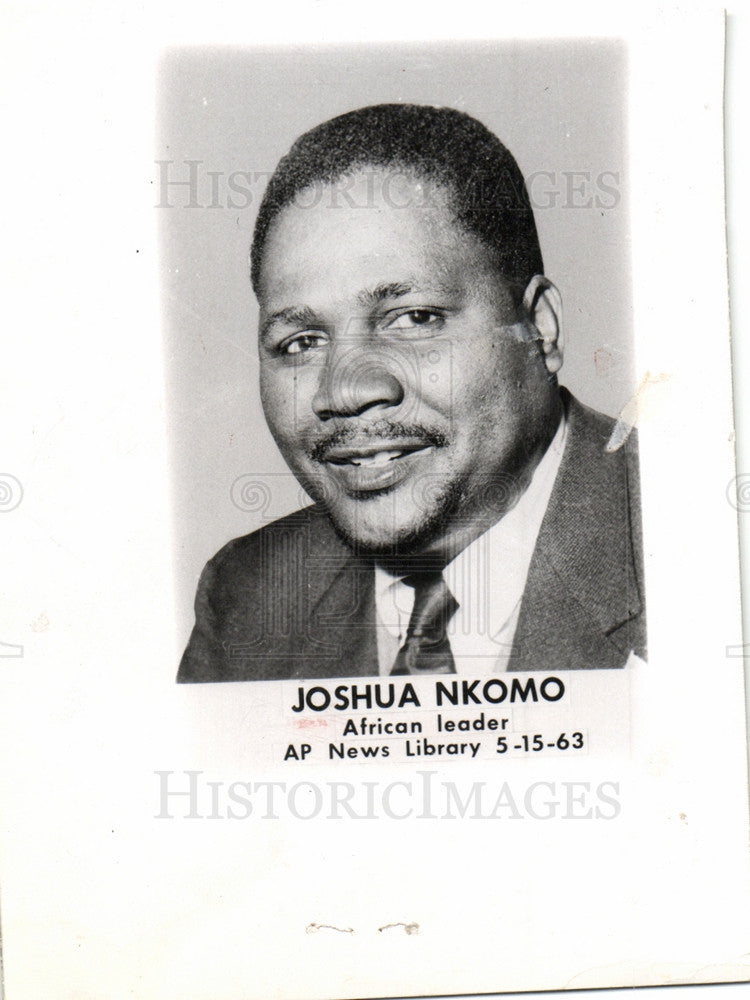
[178, 391, 646, 682]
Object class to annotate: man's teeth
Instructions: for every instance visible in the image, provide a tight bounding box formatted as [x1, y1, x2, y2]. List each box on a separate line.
[349, 450, 404, 467]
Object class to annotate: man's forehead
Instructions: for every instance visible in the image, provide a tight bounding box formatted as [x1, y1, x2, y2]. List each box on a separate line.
[264, 167, 454, 237]
[257, 248, 491, 320]
[256, 172, 496, 309]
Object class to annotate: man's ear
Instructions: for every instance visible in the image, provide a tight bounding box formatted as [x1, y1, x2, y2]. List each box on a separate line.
[521, 275, 563, 375]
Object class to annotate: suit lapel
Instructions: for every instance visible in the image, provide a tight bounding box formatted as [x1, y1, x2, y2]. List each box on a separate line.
[306, 555, 378, 677]
[510, 394, 644, 671]
[286, 514, 378, 679]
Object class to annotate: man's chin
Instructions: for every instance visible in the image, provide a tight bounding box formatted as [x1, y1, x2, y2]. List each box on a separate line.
[321, 496, 463, 562]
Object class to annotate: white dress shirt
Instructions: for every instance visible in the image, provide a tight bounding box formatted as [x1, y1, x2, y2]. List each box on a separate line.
[375, 416, 568, 675]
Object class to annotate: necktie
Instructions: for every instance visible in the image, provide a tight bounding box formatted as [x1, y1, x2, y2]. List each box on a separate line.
[390, 572, 458, 675]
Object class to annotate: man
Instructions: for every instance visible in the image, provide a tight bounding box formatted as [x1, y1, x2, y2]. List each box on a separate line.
[178, 104, 646, 682]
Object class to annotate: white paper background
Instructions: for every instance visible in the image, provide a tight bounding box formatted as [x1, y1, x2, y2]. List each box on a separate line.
[1, 4, 749, 1000]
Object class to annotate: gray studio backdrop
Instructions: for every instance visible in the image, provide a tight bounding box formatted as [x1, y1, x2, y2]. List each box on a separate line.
[157, 40, 632, 647]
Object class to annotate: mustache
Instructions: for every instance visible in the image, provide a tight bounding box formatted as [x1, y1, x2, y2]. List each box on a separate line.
[308, 421, 449, 463]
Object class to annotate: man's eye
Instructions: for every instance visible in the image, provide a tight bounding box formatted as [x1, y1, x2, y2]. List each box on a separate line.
[385, 309, 443, 331]
[280, 332, 327, 355]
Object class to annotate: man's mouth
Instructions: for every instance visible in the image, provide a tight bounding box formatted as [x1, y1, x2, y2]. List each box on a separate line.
[313, 440, 437, 494]
[324, 444, 431, 468]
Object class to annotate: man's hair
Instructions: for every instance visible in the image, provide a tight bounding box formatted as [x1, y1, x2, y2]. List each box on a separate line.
[250, 103, 544, 303]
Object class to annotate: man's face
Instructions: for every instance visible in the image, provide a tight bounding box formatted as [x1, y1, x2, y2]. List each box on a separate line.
[256, 169, 560, 558]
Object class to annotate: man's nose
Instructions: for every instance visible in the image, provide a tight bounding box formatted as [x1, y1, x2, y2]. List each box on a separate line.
[311, 342, 405, 420]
